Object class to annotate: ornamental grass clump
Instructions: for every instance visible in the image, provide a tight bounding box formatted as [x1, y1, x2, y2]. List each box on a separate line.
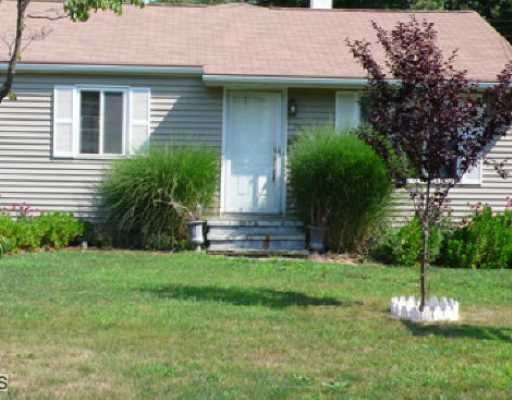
[101, 146, 219, 250]
[288, 127, 392, 252]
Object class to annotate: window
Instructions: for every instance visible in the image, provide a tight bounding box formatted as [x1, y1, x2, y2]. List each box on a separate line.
[443, 134, 483, 185]
[460, 159, 482, 185]
[335, 91, 361, 131]
[77, 88, 126, 156]
[53, 86, 150, 158]
[335, 90, 482, 186]
[431, 158, 482, 185]
[79, 90, 124, 155]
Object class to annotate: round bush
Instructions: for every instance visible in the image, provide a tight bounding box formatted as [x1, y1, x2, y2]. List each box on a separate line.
[288, 128, 392, 252]
[100, 146, 219, 250]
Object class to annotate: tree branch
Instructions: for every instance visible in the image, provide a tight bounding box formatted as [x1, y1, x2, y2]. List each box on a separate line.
[26, 7, 67, 21]
[0, 0, 30, 104]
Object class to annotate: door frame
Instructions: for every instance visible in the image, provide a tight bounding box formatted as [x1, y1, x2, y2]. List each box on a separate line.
[220, 88, 288, 215]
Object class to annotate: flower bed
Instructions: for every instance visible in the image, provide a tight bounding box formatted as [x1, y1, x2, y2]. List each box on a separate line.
[0, 204, 84, 255]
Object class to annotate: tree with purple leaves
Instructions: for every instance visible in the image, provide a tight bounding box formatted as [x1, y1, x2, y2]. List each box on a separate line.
[347, 17, 512, 310]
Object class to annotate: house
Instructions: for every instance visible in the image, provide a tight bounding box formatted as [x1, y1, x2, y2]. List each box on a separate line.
[0, 0, 511, 253]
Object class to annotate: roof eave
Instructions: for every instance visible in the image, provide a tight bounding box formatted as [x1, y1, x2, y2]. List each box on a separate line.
[0, 63, 203, 76]
[202, 74, 374, 88]
[202, 74, 499, 88]
[0, 64, 499, 89]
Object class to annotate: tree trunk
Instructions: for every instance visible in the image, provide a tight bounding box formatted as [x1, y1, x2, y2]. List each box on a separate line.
[0, 0, 29, 104]
[419, 179, 431, 311]
[420, 215, 429, 311]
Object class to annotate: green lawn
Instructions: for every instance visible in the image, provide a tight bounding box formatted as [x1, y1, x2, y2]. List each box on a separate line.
[0, 251, 511, 399]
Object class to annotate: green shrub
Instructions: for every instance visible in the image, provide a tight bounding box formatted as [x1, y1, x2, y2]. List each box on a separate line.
[0, 215, 16, 254]
[14, 219, 44, 250]
[440, 205, 512, 269]
[370, 217, 444, 266]
[0, 213, 16, 241]
[35, 212, 84, 249]
[0, 211, 83, 254]
[101, 146, 219, 250]
[288, 127, 392, 252]
[0, 214, 42, 251]
[0, 235, 9, 256]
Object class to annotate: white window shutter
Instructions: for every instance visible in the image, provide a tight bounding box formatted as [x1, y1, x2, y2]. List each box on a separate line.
[335, 92, 361, 132]
[461, 159, 482, 185]
[128, 87, 151, 154]
[53, 86, 76, 158]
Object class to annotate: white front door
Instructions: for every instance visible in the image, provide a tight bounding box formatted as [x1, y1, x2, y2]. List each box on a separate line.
[223, 91, 283, 214]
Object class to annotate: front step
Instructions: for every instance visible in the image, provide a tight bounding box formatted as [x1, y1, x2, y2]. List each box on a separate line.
[208, 249, 310, 258]
[206, 217, 308, 256]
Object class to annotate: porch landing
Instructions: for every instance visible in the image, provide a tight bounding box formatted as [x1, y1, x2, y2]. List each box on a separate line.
[206, 216, 308, 257]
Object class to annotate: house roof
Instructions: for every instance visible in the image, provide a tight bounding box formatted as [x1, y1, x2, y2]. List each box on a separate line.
[0, 1, 511, 82]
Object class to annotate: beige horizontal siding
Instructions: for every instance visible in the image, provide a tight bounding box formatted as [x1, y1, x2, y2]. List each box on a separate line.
[285, 88, 512, 223]
[285, 89, 335, 215]
[388, 130, 512, 223]
[287, 89, 335, 141]
[2, 77, 511, 223]
[0, 74, 222, 219]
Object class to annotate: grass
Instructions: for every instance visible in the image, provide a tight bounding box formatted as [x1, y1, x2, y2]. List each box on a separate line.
[0, 251, 511, 399]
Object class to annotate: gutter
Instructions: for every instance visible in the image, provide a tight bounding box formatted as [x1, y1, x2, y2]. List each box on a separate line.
[203, 74, 499, 89]
[0, 63, 203, 76]
[202, 74, 376, 88]
[0, 64, 499, 89]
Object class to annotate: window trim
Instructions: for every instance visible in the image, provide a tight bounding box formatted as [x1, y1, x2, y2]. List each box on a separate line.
[53, 84, 151, 160]
[406, 159, 483, 187]
[76, 85, 129, 158]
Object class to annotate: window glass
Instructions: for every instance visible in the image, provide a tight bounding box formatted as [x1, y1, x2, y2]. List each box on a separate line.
[80, 91, 100, 154]
[335, 92, 360, 131]
[103, 92, 123, 154]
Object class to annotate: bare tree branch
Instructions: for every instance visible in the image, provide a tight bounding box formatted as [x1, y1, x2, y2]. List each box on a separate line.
[0, 0, 31, 104]
[0, 1, 57, 104]
[0, 0, 144, 105]
[27, 7, 66, 21]
[20, 26, 52, 53]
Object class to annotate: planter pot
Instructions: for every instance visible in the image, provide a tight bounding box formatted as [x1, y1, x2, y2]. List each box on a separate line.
[187, 220, 206, 251]
[308, 225, 327, 253]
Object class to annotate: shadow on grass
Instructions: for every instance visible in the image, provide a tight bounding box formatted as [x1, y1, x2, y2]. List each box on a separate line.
[402, 320, 512, 343]
[139, 284, 346, 309]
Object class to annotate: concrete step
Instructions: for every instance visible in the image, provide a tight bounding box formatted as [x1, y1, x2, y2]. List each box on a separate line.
[208, 239, 306, 252]
[205, 216, 307, 256]
[207, 249, 309, 258]
[208, 233, 305, 241]
[207, 219, 303, 227]
[208, 226, 305, 237]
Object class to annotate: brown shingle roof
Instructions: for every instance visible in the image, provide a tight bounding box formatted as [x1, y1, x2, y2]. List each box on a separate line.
[1, 1, 511, 81]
